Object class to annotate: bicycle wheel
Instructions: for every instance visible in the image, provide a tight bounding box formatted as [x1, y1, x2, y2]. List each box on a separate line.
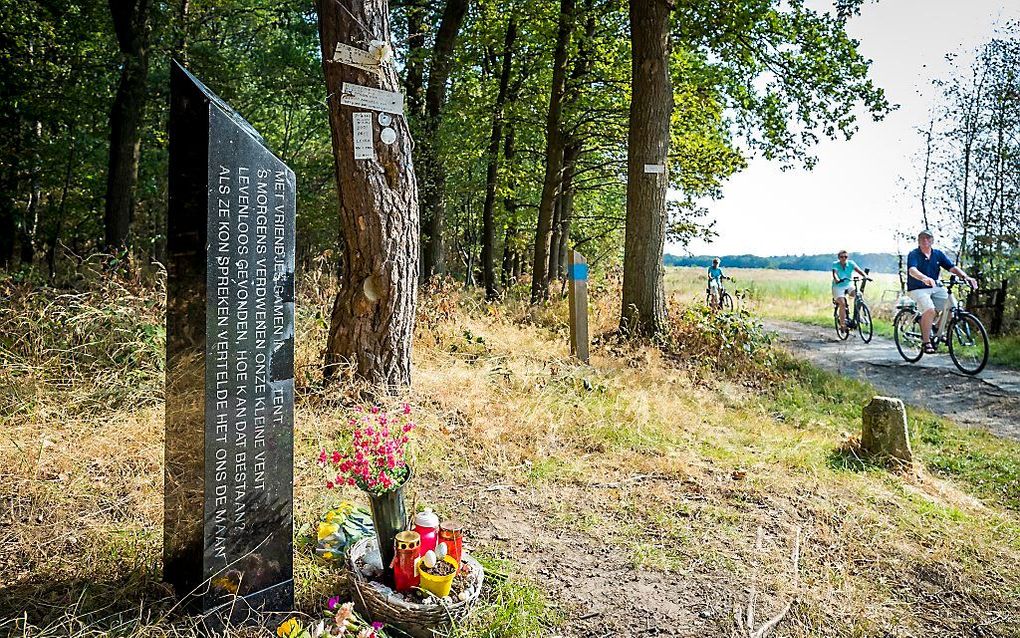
[834, 306, 849, 340]
[721, 292, 734, 312]
[893, 309, 923, 362]
[857, 302, 873, 343]
[948, 312, 989, 375]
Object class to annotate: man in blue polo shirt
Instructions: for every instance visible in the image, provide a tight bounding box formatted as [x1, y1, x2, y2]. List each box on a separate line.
[907, 229, 977, 353]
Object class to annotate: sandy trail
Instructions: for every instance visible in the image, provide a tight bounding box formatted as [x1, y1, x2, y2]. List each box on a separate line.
[766, 319, 1020, 440]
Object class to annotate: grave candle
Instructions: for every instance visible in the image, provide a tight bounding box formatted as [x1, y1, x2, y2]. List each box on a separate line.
[438, 520, 463, 564]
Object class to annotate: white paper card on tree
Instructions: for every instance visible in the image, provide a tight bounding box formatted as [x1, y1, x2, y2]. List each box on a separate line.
[333, 43, 384, 79]
[334, 43, 378, 67]
[352, 112, 374, 160]
[643, 164, 666, 174]
[341, 82, 404, 115]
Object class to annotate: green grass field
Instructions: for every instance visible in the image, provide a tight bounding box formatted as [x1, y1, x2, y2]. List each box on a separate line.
[666, 266, 1020, 367]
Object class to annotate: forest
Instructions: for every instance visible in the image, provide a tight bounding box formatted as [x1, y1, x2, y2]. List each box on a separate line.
[1, 0, 888, 300]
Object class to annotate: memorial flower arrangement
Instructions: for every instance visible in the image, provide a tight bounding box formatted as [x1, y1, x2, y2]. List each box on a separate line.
[319, 404, 416, 495]
[275, 599, 387, 638]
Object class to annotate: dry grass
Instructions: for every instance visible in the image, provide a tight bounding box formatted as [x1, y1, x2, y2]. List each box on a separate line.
[2, 267, 1019, 637]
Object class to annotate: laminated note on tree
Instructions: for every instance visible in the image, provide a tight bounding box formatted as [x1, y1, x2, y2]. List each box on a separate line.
[643, 164, 666, 174]
[340, 82, 404, 115]
[352, 112, 374, 160]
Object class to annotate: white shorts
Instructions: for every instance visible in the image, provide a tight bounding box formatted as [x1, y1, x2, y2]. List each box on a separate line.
[708, 280, 720, 291]
[832, 284, 855, 300]
[908, 287, 950, 313]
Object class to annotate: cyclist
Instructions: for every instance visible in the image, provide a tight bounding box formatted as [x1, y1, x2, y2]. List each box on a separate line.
[906, 229, 977, 354]
[707, 258, 728, 309]
[832, 250, 868, 333]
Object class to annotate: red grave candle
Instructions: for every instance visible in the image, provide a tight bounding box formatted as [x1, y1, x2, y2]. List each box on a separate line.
[392, 530, 421, 592]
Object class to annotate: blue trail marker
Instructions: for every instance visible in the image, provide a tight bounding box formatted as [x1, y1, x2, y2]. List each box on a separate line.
[568, 250, 590, 364]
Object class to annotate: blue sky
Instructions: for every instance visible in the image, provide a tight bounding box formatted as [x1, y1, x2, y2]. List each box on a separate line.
[673, 0, 1020, 258]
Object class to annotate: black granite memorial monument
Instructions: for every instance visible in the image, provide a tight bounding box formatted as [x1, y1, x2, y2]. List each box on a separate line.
[165, 60, 295, 625]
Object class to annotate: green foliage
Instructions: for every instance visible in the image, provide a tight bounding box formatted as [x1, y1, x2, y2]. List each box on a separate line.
[661, 302, 777, 379]
[2, 0, 890, 286]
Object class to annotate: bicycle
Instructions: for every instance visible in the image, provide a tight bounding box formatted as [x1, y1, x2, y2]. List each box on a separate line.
[892, 276, 989, 375]
[832, 270, 874, 343]
[706, 277, 734, 311]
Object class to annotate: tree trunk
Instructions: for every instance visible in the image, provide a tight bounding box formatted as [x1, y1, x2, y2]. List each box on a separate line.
[418, 0, 469, 280]
[621, 0, 672, 336]
[173, 0, 190, 64]
[481, 17, 516, 300]
[316, 0, 420, 387]
[0, 168, 14, 268]
[548, 191, 562, 281]
[557, 140, 579, 280]
[500, 223, 515, 286]
[404, 0, 428, 119]
[530, 0, 574, 303]
[500, 108, 518, 286]
[104, 0, 152, 250]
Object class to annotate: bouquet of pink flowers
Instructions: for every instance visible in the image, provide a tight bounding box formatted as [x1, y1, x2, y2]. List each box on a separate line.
[320, 404, 416, 495]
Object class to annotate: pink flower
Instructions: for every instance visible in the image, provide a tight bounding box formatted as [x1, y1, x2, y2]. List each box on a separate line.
[318, 449, 328, 465]
[327, 595, 340, 610]
[331, 451, 342, 464]
[402, 403, 411, 415]
[326, 480, 335, 489]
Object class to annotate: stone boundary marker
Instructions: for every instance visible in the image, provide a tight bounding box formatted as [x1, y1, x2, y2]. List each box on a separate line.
[568, 250, 589, 364]
[861, 396, 913, 464]
[165, 60, 295, 626]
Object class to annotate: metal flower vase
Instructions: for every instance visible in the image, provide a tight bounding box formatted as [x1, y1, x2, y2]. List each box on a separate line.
[366, 469, 411, 584]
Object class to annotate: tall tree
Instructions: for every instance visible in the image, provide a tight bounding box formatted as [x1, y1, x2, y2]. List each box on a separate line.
[104, 0, 152, 250]
[419, 0, 470, 280]
[316, 0, 420, 386]
[480, 17, 517, 300]
[621, 0, 672, 335]
[530, 0, 574, 303]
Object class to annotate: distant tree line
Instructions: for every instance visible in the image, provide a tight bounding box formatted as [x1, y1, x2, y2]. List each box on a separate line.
[665, 253, 902, 274]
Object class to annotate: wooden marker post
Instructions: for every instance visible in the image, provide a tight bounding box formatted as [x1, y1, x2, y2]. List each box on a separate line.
[568, 250, 590, 364]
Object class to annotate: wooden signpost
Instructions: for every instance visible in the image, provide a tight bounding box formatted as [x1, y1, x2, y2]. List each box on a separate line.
[568, 250, 589, 364]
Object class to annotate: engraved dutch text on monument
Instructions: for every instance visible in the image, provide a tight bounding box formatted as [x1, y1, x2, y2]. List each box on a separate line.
[166, 61, 295, 625]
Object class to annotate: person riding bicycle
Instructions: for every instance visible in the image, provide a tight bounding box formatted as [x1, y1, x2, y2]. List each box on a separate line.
[707, 258, 729, 309]
[832, 250, 868, 333]
[906, 229, 977, 354]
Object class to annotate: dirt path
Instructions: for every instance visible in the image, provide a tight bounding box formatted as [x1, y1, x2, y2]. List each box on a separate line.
[766, 319, 1020, 441]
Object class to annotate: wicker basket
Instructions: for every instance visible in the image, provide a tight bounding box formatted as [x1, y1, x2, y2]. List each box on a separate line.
[348, 537, 484, 638]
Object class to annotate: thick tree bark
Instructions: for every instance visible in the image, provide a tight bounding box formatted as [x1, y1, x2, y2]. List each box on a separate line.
[418, 0, 469, 280]
[316, 0, 420, 387]
[104, 0, 152, 250]
[621, 0, 672, 335]
[481, 18, 517, 300]
[530, 0, 574, 303]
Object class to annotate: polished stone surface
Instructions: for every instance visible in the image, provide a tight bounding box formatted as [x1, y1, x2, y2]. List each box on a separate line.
[165, 60, 295, 626]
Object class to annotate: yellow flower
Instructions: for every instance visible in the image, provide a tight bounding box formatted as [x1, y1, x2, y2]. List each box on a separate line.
[323, 551, 333, 559]
[317, 521, 340, 541]
[277, 618, 300, 637]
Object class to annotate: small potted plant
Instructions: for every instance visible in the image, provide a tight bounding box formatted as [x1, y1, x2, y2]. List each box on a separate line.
[320, 404, 416, 583]
[415, 544, 458, 598]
